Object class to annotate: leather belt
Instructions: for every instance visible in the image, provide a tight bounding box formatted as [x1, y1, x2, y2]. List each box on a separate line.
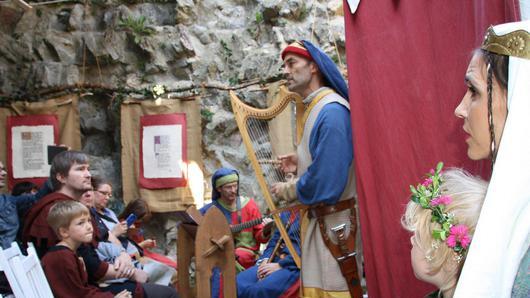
[308, 198, 355, 219]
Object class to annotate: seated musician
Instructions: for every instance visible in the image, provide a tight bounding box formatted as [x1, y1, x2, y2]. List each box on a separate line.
[200, 167, 272, 271]
[237, 211, 301, 298]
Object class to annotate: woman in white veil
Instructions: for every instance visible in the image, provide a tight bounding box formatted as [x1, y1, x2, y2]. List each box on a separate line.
[454, 21, 530, 297]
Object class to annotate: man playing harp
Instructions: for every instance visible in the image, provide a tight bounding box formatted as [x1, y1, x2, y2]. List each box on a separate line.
[271, 41, 362, 298]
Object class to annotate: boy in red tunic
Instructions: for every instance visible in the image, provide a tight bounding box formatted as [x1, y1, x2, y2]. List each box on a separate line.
[42, 200, 131, 298]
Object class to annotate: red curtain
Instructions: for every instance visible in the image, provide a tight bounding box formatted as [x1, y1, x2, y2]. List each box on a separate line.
[343, 1, 518, 297]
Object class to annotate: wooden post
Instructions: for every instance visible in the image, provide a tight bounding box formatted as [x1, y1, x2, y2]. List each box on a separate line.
[177, 206, 236, 298]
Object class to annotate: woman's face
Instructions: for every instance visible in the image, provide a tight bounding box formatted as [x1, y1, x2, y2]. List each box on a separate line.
[94, 184, 112, 210]
[79, 190, 95, 207]
[454, 52, 507, 160]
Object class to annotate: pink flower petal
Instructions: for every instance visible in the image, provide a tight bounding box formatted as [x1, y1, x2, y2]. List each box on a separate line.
[446, 235, 456, 248]
[422, 178, 433, 186]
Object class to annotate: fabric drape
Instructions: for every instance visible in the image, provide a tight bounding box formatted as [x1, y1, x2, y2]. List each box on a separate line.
[120, 98, 201, 212]
[0, 94, 81, 191]
[343, 1, 518, 297]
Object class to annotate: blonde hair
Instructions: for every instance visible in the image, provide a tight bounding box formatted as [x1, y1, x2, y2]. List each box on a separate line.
[402, 168, 488, 291]
[47, 200, 90, 238]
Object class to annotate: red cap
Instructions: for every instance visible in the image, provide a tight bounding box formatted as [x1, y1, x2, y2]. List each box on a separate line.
[281, 41, 313, 61]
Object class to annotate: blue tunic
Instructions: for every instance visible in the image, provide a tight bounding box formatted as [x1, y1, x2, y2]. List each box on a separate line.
[296, 102, 354, 205]
[236, 212, 301, 298]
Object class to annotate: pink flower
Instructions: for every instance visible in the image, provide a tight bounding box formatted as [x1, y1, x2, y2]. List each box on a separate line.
[431, 195, 452, 206]
[422, 178, 433, 186]
[429, 169, 435, 175]
[447, 224, 471, 249]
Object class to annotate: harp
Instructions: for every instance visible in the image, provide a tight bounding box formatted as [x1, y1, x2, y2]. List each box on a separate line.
[229, 85, 304, 268]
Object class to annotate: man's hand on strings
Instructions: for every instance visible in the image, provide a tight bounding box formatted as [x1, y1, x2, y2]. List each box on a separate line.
[257, 262, 281, 279]
[271, 180, 298, 204]
[261, 217, 274, 238]
[277, 153, 298, 174]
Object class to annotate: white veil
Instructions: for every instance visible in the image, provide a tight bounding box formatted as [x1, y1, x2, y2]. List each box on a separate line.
[455, 21, 530, 297]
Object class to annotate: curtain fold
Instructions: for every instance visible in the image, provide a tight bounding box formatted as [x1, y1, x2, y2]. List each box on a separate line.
[343, 1, 518, 297]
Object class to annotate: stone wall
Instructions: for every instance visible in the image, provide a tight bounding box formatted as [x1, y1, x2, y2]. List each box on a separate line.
[0, 0, 347, 257]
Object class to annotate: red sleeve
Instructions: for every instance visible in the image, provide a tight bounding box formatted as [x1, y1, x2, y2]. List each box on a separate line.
[93, 259, 110, 281]
[248, 199, 270, 244]
[42, 248, 113, 298]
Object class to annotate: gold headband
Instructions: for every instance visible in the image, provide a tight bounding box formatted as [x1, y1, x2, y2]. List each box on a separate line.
[481, 25, 530, 60]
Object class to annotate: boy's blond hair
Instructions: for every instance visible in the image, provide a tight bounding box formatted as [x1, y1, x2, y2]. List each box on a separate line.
[47, 200, 90, 238]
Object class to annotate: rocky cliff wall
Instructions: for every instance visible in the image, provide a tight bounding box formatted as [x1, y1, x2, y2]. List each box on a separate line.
[0, 0, 347, 257]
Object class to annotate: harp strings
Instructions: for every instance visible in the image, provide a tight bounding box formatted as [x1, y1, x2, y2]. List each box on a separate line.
[246, 117, 302, 248]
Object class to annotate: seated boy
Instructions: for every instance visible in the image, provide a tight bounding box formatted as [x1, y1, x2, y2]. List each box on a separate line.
[42, 200, 131, 298]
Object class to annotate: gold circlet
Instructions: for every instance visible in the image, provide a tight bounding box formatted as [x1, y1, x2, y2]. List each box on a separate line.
[482, 25, 530, 60]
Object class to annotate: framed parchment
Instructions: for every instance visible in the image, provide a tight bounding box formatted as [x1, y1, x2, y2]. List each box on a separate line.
[7, 114, 59, 188]
[139, 113, 187, 189]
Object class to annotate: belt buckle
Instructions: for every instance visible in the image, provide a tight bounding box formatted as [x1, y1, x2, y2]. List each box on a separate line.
[337, 251, 357, 262]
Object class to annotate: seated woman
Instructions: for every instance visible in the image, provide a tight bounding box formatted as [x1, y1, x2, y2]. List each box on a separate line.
[402, 164, 488, 298]
[91, 177, 176, 285]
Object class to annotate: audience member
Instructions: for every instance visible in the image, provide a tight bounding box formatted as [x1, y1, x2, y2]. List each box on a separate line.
[42, 200, 132, 298]
[11, 181, 38, 196]
[119, 198, 177, 269]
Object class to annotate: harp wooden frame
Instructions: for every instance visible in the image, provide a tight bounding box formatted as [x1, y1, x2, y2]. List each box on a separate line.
[230, 86, 304, 268]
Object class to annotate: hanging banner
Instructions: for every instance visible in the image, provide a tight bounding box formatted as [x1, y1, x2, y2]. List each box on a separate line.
[139, 113, 187, 189]
[6, 114, 59, 189]
[121, 97, 201, 212]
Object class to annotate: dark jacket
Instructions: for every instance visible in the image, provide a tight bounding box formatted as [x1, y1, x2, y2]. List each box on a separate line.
[0, 180, 52, 249]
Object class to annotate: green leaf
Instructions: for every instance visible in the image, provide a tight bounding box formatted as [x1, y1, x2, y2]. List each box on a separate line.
[255, 11, 263, 23]
[410, 185, 418, 195]
[439, 230, 447, 240]
[436, 162, 444, 173]
[442, 222, 451, 232]
[419, 196, 430, 207]
[432, 229, 443, 240]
